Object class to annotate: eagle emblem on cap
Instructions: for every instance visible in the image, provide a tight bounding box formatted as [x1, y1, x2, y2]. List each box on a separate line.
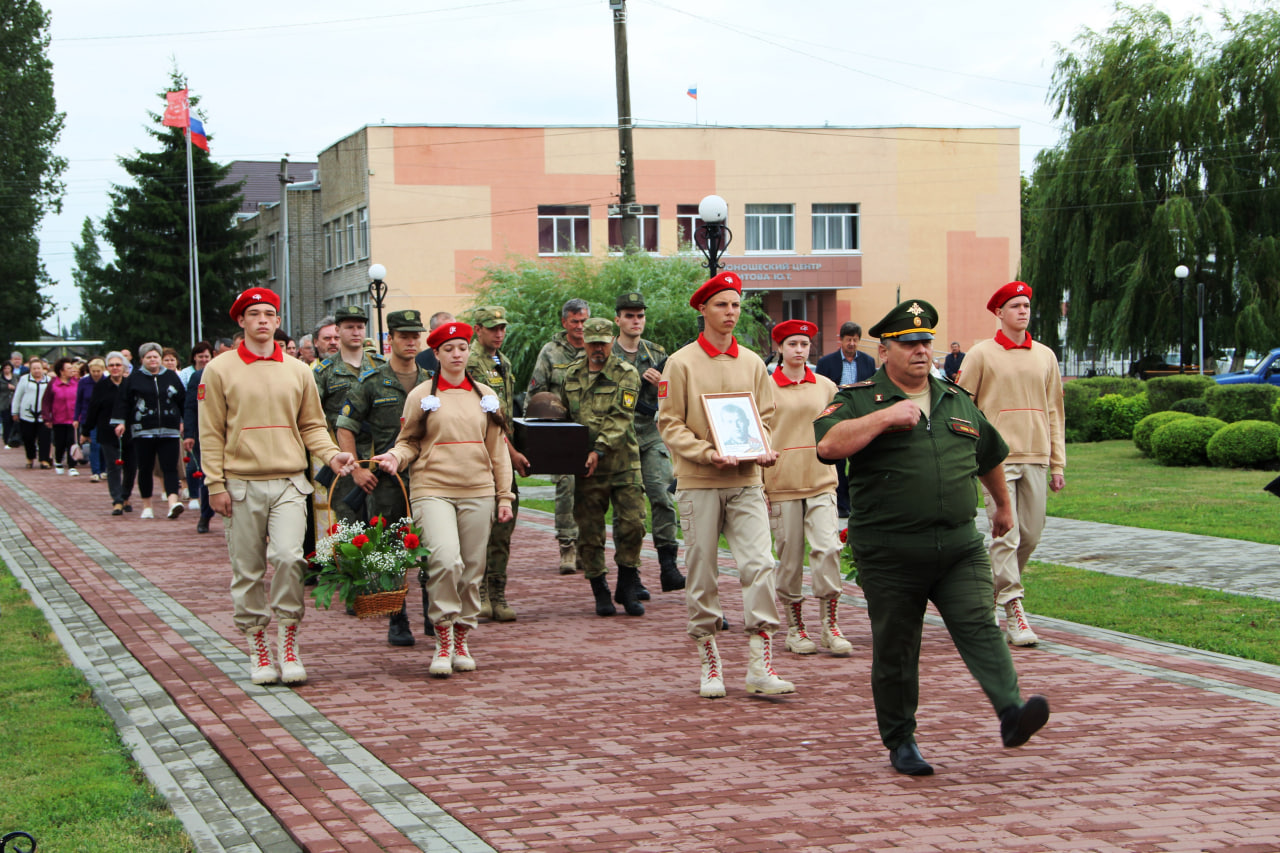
[252, 293, 262, 301]
[908, 302, 923, 316]
[448, 325, 457, 334]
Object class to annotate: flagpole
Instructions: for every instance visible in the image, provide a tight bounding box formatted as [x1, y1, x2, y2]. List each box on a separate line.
[185, 119, 203, 344]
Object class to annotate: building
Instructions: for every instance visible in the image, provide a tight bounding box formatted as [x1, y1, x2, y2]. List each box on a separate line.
[239, 124, 1021, 356]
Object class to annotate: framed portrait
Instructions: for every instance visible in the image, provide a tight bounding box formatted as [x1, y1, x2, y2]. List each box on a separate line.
[702, 392, 770, 461]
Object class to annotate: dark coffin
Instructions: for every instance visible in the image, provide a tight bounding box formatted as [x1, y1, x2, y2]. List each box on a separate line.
[513, 418, 590, 475]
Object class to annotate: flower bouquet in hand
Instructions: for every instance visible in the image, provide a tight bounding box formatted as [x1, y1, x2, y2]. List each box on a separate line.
[310, 515, 430, 618]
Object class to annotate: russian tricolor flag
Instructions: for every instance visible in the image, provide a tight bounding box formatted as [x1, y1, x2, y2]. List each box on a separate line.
[188, 118, 209, 152]
[687, 87, 697, 100]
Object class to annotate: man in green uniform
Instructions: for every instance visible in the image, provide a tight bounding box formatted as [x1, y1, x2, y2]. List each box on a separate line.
[466, 305, 528, 623]
[335, 309, 431, 646]
[529, 298, 589, 574]
[813, 298, 1050, 777]
[552, 318, 647, 617]
[613, 291, 685, 593]
[314, 305, 383, 523]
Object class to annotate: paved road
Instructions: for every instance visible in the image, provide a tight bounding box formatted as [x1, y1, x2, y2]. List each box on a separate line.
[4, 453, 1280, 852]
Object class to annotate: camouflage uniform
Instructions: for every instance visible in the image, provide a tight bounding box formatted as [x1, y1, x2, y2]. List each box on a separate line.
[529, 329, 583, 547]
[313, 348, 382, 522]
[467, 306, 519, 620]
[612, 335, 678, 549]
[554, 318, 647, 615]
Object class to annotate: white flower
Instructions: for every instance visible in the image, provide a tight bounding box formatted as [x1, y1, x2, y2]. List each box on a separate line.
[420, 395, 441, 412]
[480, 394, 500, 413]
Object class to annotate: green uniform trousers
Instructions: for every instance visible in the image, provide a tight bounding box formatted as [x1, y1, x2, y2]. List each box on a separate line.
[573, 469, 645, 578]
[854, 526, 1021, 750]
[554, 473, 577, 543]
[484, 478, 520, 580]
[635, 418, 679, 549]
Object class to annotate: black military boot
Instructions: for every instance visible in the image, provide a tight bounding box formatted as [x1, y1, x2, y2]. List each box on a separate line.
[589, 574, 616, 617]
[419, 567, 431, 634]
[614, 566, 645, 616]
[657, 544, 686, 591]
[387, 605, 415, 647]
[616, 570, 650, 603]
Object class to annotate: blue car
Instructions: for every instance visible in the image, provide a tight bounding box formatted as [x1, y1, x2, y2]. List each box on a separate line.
[1215, 348, 1280, 386]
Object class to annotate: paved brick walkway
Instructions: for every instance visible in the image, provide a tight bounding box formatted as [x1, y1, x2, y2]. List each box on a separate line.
[3, 450, 1280, 852]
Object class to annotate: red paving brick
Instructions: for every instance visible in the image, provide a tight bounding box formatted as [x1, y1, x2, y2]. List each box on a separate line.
[4, 451, 1280, 851]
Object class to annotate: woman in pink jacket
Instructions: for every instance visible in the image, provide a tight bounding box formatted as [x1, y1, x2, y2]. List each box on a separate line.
[41, 357, 82, 476]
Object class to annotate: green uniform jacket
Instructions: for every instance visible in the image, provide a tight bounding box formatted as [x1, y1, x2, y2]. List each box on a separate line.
[555, 355, 642, 477]
[813, 367, 1008, 536]
[467, 347, 515, 425]
[529, 330, 583, 395]
[334, 361, 432, 456]
[313, 352, 383, 434]
[611, 337, 667, 423]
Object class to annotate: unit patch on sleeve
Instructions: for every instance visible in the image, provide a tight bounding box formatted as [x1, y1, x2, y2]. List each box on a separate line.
[657, 380, 668, 399]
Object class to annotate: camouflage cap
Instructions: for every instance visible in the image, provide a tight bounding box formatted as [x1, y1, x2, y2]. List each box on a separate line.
[472, 305, 509, 329]
[582, 317, 616, 344]
[615, 291, 646, 311]
[386, 309, 426, 333]
[868, 299, 938, 343]
[334, 305, 368, 324]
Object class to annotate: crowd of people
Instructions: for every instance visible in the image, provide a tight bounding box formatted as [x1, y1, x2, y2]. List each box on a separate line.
[7, 273, 1062, 775]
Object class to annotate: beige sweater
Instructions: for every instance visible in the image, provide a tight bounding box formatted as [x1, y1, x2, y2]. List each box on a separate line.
[389, 384, 514, 507]
[956, 337, 1066, 473]
[761, 368, 838, 501]
[198, 349, 339, 495]
[656, 338, 775, 490]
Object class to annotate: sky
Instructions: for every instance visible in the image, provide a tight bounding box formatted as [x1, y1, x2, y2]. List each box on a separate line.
[38, 0, 1262, 328]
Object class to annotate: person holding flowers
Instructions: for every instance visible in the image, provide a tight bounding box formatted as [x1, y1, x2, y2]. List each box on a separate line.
[373, 320, 514, 679]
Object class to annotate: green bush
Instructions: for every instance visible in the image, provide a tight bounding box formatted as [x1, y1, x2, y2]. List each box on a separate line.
[1170, 396, 1209, 416]
[1150, 416, 1227, 467]
[1146, 374, 1215, 413]
[1272, 396, 1280, 425]
[1086, 392, 1150, 441]
[1063, 377, 1145, 440]
[1203, 384, 1280, 423]
[1205, 420, 1280, 468]
[1132, 410, 1194, 455]
[1069, 376, 1146, 397]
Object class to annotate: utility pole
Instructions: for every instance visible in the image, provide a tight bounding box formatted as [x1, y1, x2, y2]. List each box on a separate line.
[279, 157, 293, 335]
[611, 0, 639, 253]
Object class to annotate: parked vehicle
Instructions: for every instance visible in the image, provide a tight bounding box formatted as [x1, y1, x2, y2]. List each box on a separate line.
[1214, 347, 1280, 386]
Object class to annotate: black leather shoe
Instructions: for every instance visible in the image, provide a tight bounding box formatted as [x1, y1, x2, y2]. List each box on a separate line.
[1000, 695, 1050, 747]
[889, 742, 934, 776]
[196, 517, 210, 534]
[387, 609, 415, 646]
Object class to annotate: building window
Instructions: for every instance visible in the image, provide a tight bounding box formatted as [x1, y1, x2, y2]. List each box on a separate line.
[267, 233, 279, 280]
[333, 218, 345, 267]
[812, 203, 859, 252]
[322, 223, 332, 270]
[344, 213, 356, 265]
[781, 294, 806, 321]
[745, 204, 794, 253]
[357, 207, 369, 259]
[676, 204, 701, 250]
[538, 205, 590, 255]
[608, 205, 659, 253]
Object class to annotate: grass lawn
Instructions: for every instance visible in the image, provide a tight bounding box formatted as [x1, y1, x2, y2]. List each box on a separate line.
[0, 562, 193, 852]
[1048, 440, 1280, 544]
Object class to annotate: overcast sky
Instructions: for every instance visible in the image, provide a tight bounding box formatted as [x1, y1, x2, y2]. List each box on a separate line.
[39, 0, 1260, 328]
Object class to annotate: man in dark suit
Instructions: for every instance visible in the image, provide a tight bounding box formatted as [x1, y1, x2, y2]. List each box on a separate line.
[815, 321, 876, 518]
[944, 341, 966, 381]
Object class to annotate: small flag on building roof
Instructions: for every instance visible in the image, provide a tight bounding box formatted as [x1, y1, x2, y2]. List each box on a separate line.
[687, 87, 697, 100]
[188, 117, 209, 152]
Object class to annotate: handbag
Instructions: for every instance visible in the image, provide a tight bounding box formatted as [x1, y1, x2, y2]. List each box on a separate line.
[70, 442, 86, 462]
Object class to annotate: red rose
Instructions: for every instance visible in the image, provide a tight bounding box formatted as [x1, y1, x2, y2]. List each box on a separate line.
[369, 515, 384, 529]
[183, 456, 191, 463]
[192, 470, 204, 478]
[328, 523, 340, 535]
[352, 534, 370, 548]
[402, 533, 420, 550]
[115, 459, 124, 467]
[839, 527, 848, 544]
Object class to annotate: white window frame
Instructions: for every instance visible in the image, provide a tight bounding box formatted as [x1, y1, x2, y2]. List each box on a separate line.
[676, 204, 701, 250]
[322, 223, 332, 270]
[357, 207, 369, 259]
[267, 233, 279, 280]
[745, 204, 795, 253]
[538, 205, 591, 255]
[811, 203, 860, 253]
[344, 213, 356, 265]
[608, 205, 659, 253]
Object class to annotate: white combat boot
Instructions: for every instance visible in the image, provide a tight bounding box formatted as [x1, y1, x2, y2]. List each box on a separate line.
[783, 600, 817, 654]
[697, 636, 726, 699]
[820, 597, 854, 656]
[452, 623, 476, 672]
[429, 622, 454, 677]
[745, 631, 796, 695]
[245, 626, 278, 685]
[277, 620, 307, 684]
[1005, 599, 1039, 647]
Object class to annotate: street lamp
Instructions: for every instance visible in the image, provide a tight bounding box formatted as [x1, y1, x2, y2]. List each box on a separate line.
[1175, 264, 1189, 374]
[694, 195, 732, 278]
[368, 263, 388, 353]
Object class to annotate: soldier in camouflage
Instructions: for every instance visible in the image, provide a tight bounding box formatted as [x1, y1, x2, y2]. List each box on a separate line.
[313, 305, 383, 524]
[551, 318, 647, 617]
[613, 290, 686, 593]
[528, 297, 589, 574]
[335, 309, 432, 646]
[466, 305, 527, 623]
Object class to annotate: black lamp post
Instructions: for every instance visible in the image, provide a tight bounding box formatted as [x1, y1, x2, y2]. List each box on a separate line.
[1175, 264, 1189, 374]
[368, 263, 388, 354]
[694, 194, 732, 278]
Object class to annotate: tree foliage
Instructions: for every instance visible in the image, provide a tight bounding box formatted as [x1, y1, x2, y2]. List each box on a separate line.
[465, 253, 770, 391]
[0, 0, 65, 352]
[73, 217, 108, 336]
[1023, 5, 1280, 365]
[94, 73, 261, 351]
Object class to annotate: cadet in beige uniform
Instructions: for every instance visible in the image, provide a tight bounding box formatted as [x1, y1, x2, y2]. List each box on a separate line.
[200, 288, 356, 686]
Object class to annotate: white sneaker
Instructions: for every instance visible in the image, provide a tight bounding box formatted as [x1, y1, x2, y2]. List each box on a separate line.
[68, 468, 79, 477]
[139, 507, 154, 519]
[188, 498, 200, 510]
[1005, 599, 1039, 646]
[53, 466, 63, 475]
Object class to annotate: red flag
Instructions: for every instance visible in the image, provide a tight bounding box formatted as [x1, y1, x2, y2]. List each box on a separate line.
[162, 89, 189, 128]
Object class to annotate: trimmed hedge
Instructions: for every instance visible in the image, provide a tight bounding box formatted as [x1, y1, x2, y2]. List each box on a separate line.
[1204, 384, 1280, 423]
[1146, 374, 1215, 413]
[1132, 410, 1194, 456]
[1205, 420, 1280, 468]
[1087, 392, 1150, 441]
[1273, 396, 1280, 425]
[1150, 416, 1227, 467]
[1064, 377, 1145, 441]
[1170, 396, 1209, 416]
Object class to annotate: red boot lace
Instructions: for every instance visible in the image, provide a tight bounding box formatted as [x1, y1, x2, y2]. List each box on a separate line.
[790, 601, 811, 639]
[281, 625, 298, 663]
[826, 599, 845, 638]
[434, 625, 452, 659]
[1011, 602, 1031, 633]
[701, 639, 721, 680]
[252, 632, 271, 668]
[454, 625, 469, 656]
[756, 631, 777, 675]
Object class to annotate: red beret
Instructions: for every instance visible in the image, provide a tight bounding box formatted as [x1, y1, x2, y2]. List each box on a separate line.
[690, 271, 742, 309]
[987, 281, 1032, 314]
[427, 321, 474, 350]
[770, 319, 817, 345]
[229, 287, 280, 320]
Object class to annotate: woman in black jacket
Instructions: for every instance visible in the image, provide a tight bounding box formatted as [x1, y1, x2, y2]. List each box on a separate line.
[112, 342, 185, 519]
[84, 351, 135, 515]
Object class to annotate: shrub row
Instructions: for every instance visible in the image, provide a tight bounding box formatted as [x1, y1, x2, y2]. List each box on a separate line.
[1066, 375, 1280, 444]
[1134, 412, 1280, 469]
